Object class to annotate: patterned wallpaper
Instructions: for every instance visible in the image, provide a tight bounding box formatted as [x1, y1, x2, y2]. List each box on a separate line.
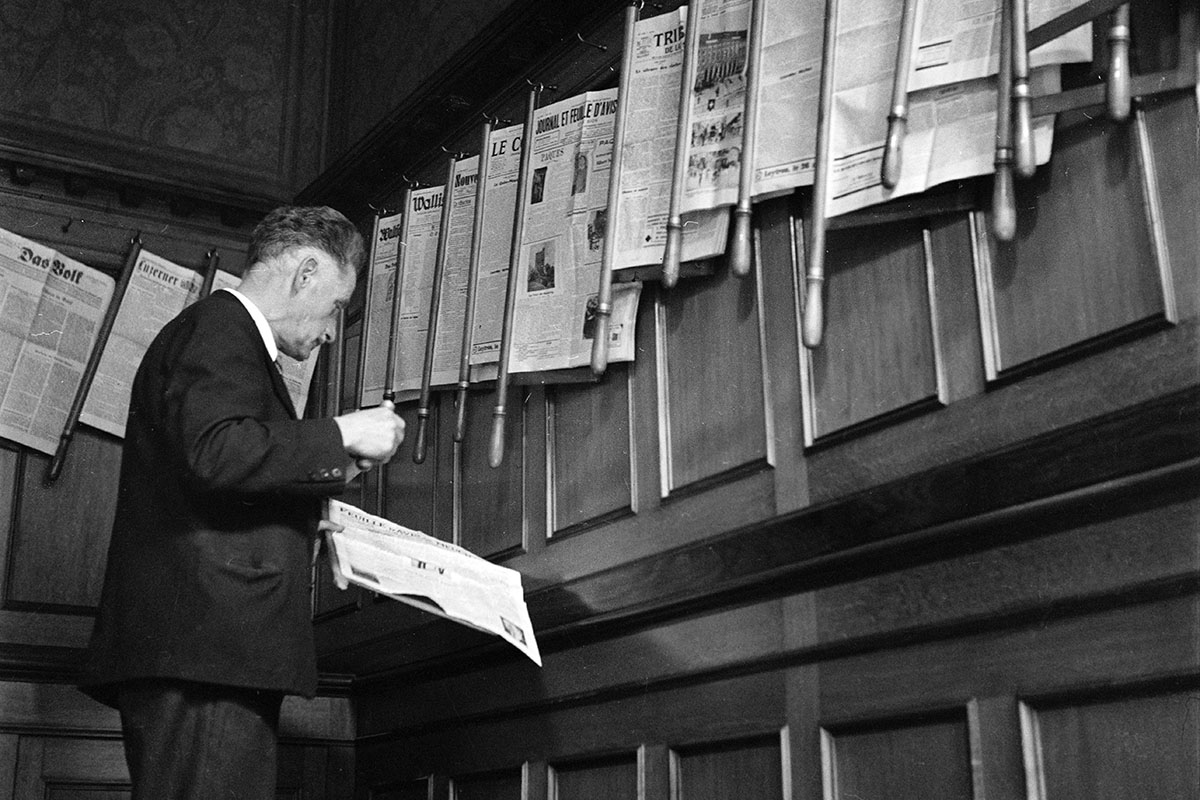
[328, 0, 514, 160]
[0, 0, 331, 202]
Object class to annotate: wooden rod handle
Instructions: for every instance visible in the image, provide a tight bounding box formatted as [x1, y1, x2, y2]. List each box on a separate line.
[1011, 0, 1035, 178]
[802, 276, 825, 349]
[1107, 4, 1131, 122]
[488, 407, 507, 468]
[413, 408, 430, 464]
[992, 153, 1017, 241]
[729, 207, 753, 277]
[662, 219, 683, 288]
[453, 383, 469, 442]
[662, 0, 702, 289]
[589, 306, 612, 375]
[882, 113, 907, 189]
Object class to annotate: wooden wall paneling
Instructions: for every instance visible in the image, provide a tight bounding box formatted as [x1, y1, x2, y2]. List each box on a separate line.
[754, 196, 808, 514]
[656, 259, 770, 496]
[925, 213, 987, 404]
[820, 711, 973, 800]
[0, 733, 16, 800]
[1019, 686, 1200, 800]
[458, 387, 526, 557]
[453, 768, 523, 800]
[0, 446, 18, 608]
[968, 697, 1025, 800]
[670, 733, 784, 800]
[1141, 91, 1200, 322]
[975, 107, 1174, 378]
[641, 745, 670, 800]
[549, 754, 638, 800]
[799, 217, 943, 445]
[6, 430, 120, 612]
[13, 736, 129, 799]
[386, 400, 446, 540]
[546, 366, 634, 537]
[369, 775, 440, 800]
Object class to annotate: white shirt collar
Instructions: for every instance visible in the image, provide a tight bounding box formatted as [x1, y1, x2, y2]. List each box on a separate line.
[219, 287, 279, 362]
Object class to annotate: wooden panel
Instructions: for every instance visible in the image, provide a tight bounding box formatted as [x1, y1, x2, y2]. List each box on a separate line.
[548, 368, 632, 536]
[551, 755, 637, 800]
[978, 109, 1171, 375]
[823, 713, 972, 800]
[454, 769, 523, 800]
[803, 218, 940, 443]
[14, 737, 130, 799]
[1025, 689, 1200, 800]
[659, 265, 767, 492]
[460, 387, 524, 557]
[371, 776, 436, 800]
[386, 401, 444, 539]
[7, 429, 120, 612]
[673, 735, 782, 800]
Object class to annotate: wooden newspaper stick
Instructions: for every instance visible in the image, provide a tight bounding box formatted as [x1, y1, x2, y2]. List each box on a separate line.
[356, 210, 386, 414]
[1106, 4, 1132, 121]
[383, 188, 414, 404]
[197, 248, 220, 299]
[454, 120, 492, 442]
[803, 0, 839, 349]
[46, 231, 143, 484]
[1011, 0, 1036, 179]
[730, 0, 766, 276]
[489, 83, 542, 468]
[992, 0, 1018, 241]
[413, 154, 460, 464]
[662, 0, 703, 289]
[591, 0, 640, 376]
[882, 0, 919, 190]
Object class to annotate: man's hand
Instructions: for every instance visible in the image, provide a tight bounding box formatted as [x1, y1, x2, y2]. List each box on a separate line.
[333, 399, 405, 463]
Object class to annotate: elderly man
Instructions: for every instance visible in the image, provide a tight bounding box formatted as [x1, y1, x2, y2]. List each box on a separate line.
[83, 206, 404, 799]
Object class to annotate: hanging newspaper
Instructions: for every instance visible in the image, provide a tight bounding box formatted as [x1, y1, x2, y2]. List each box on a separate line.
[824, 0, 1061, 218]
[468, 124, 523, 368]
[681, 0, 753, 213]
[428, 156, 499, 388]
[391, 186, 447, 393]
[0, 227, 115, 455]
[614, 5, 728, 270]
[509, 87, 641, 374]
[358, 210, 406, 408]
[209, 270, 318, 416]
[749, 0, 823, 198]
[908, 0, 1093, 91]
[324, 499, 542, 666]
[80, 249, 206, 438]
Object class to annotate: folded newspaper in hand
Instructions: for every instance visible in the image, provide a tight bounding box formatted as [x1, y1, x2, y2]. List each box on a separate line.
[323, 499, 542, 666]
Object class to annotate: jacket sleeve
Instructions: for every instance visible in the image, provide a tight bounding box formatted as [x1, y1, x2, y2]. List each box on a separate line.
[157, 310, 348, 496]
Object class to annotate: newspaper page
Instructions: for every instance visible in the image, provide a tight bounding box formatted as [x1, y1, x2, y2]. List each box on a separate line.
[681, 0, 752, 213]
[209, 270, 318, 417]
[392, 186, 446, 393]
[0, 227, 115, 454]
[358, 210, 405, 408]
[325, 499, 542, 666]
[749, 0, 823, 197]
[427, 156, 484, 389]
[910, 0, 1093, 92]
[825, 0, 1060, 218]
[509, 88, 642, 374]
[80, 249, 205, 438]
[614, 5, 729, 270]
[469, 124, 522, 368]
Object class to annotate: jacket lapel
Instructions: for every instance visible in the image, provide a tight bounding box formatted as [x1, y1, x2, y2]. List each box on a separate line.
[266, 353, 299, 419]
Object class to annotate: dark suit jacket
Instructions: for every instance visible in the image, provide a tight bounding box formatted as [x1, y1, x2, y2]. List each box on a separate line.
[83, 291, 348, 707]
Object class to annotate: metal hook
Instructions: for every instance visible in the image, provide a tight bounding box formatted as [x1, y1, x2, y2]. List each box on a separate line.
[575, 31, 608, 52]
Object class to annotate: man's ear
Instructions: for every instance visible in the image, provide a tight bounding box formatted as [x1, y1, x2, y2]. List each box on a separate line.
[293, 254, 321, 291]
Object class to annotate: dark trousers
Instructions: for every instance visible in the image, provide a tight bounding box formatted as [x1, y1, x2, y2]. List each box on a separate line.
[117, 679, 283, 800]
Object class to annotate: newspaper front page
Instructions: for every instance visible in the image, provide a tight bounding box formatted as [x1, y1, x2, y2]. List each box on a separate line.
[80, 249, 205, 438]
[469, 124, 523, 368]
[358, 211, 406, 408]
[325, 499, 542, 665]
[749, 0, 823, 197]
[427, 156, 487, 389]
[615, 6, 728, 270]
[509, 88, 641, 374]
[681, 0, 752, 213]
[392, 186, 446, 393]
[0, 227, 115, 454]
[909, 0, 1093, 91]
[824, 0, 1060, 218]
